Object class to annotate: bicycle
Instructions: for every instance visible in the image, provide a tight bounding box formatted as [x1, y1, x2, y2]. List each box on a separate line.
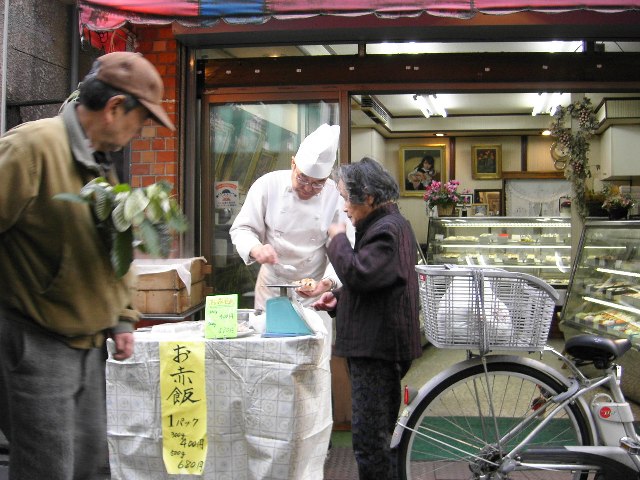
[391, 265, 640, 479]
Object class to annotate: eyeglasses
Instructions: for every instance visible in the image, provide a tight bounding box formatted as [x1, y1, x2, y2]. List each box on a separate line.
[295, 172, 327, 190]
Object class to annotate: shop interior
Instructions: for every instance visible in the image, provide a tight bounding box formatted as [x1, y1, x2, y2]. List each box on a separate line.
[200, 40, 640, 311]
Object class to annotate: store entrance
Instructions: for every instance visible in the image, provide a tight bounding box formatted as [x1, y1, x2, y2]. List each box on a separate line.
[201, 96, 339, 307]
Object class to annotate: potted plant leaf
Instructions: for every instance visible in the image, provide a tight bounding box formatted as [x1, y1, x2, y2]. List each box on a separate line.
[55, 178, 189, 277]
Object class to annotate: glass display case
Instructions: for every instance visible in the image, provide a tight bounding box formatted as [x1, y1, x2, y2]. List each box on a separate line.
[425, 217, 572, 291]
[560, 220, 640, 347]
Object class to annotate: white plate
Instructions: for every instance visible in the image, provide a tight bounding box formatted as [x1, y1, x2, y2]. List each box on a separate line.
[235, 328, 256, 338]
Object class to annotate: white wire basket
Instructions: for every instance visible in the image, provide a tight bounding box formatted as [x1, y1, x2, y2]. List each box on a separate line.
[416, 265, 559, 352]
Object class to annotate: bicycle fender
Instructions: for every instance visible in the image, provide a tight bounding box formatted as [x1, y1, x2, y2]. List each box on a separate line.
[391, 353, 596, 449]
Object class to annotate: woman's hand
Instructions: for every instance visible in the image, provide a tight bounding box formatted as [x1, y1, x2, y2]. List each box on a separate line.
[296, 278, 334, 299]
[312, 291, 337, 311]
[328, 222, 347, 239]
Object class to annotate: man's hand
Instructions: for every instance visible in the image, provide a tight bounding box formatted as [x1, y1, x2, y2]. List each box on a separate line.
[112, 332, 134, 360]
[249, 244, 278, 264]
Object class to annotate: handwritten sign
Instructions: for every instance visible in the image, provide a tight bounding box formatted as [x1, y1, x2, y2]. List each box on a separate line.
[204, 294, 238, 339]
[160, 341, 207, 475]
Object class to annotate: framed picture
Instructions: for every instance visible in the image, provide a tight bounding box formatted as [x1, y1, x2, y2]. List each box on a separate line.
[471, 203, 489, 216]
[399, 144, 446, 197]
[472, 145, 502, 180]
[212, 116, 235, 180]
[474, 189, 503, 216]
[246, 149, 278, 189]
[458, 193, 474, 207]
[225, 123, 265, 193]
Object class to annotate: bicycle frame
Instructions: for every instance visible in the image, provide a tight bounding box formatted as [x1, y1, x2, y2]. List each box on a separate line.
[392, 348, 640, 477]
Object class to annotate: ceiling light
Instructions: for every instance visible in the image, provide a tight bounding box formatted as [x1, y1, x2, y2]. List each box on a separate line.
[414, 94, 447, 118]
[428, 94, 447, 117]
[531, 92, 548, 116]
[532, 92, 563, 116]
[548, 92, 562, 115]
[414, 94, 432, 118]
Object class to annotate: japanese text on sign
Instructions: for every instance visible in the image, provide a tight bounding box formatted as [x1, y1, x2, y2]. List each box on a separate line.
[205, 294, 238, 339]
[160, 341, 207, 475]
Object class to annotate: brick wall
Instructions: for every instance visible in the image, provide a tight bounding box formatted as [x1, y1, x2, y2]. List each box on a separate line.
[129, 25, 179, 189]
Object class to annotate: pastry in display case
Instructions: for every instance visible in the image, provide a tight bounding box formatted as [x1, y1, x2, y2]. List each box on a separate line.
[560, 220, 640, 346]
[425, 217, 572, 295]
[560, 220, 640, 403]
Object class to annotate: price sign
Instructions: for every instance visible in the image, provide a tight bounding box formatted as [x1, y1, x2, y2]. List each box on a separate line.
[159, 341, 207, 475]
[204, 294, 238, 339]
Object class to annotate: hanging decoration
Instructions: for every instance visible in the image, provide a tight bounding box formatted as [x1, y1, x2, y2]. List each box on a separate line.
[549, 97, 598, 220]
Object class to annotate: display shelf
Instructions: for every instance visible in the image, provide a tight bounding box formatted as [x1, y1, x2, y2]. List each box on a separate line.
[560, 220, 640, 348]
[426, 217, 572, 291]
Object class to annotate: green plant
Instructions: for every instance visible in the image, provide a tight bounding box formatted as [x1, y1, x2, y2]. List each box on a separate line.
[549, 97, 598, 219]
[55, 178, 188, 277]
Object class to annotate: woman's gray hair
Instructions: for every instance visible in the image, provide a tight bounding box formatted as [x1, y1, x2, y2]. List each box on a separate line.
[335, 157, 399, 206]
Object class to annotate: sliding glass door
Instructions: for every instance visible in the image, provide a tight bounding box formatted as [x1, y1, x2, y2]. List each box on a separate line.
[202, 97, 339, 308]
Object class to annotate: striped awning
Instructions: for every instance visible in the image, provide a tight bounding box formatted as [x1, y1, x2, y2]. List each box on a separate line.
[79, 0, 640, 31]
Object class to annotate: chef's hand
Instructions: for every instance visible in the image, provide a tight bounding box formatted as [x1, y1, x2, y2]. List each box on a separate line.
[249, 244, 278, 265]
[328, 222, 347, 239]
[296, 278, 334, 299]
[312, 291, 337, 311]
[112, 332, 134, 360]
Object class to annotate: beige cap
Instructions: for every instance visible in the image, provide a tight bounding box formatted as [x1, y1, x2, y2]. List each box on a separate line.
[94, 52, 175, 131]
[294, 124, 340, 179]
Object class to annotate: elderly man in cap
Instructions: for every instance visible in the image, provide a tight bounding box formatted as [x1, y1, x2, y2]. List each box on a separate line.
[231, 123, 354, 311]
[0, 52, 174, 479]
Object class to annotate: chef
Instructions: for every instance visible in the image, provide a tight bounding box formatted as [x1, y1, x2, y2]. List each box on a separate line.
[230, 123, 353, 311]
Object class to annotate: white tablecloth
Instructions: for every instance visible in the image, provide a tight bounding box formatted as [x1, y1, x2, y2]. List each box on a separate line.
[106, 311, 332, 480]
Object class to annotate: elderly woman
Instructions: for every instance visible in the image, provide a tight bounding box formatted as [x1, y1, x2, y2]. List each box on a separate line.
[313, 157, 422, 479]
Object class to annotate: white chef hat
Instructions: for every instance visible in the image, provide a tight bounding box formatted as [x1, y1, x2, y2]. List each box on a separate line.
[294, 124, 340, 179]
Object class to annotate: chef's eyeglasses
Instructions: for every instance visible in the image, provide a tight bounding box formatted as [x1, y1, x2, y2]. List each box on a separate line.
[295, 172, 327, 190]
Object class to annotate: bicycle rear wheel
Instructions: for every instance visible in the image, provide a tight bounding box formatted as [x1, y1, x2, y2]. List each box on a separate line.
[397, 358, 594, 479]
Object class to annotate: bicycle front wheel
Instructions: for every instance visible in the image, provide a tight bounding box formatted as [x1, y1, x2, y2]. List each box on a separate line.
[397, 358, 594, 480]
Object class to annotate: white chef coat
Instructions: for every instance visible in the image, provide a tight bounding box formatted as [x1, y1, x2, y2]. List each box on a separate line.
[230, 170, 352, 310]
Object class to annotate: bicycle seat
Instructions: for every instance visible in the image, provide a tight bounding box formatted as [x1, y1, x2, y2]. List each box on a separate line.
[565, 334, 631, 369]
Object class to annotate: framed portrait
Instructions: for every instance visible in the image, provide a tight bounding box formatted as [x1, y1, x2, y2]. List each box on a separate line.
[472, 145, 502, 180]
[474, 189, 503, 216]
[399, 144, 446, 197]
[471, 203, 489, 216]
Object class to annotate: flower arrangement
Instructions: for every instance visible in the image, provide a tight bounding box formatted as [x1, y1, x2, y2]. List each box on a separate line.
[423, 180, 465, 206]
[549, 97, 598, 219]
[602, 186, 635, 212]
[55, 178, 189, 278]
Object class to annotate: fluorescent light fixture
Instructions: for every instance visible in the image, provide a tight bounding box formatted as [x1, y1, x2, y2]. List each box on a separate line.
[532, 92, 563, 116]
[414, 94, 447, 118]
[531, 92, 548, 116]
[548, 92, 562, 115]
[414, 94, 432, 118]
[428, 95, 447, 117]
